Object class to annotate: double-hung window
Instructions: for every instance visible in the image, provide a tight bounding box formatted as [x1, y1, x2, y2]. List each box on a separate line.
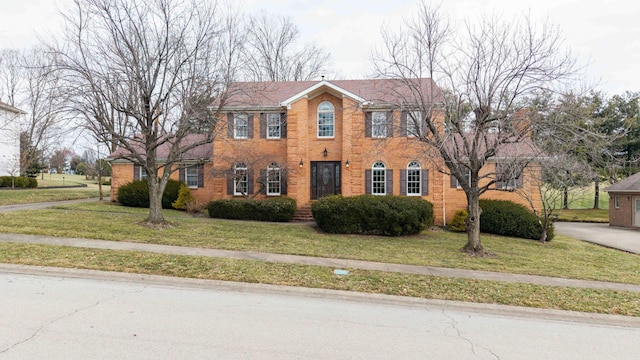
[407, 111, 421, 137]
[372, 161, 386, 195]
[140, 167, 147, 180]
[234, 114, 248, 139]
[457, 170, 471, 188]
[267, 113, 281, 139]
[372, 112, 387, 138]
[266, 162, 281, 196]
[317, 101, 335, 138]
[185, 165, 199, 188]
[234, 163, 248, 195]
[407, 161, 421, 195]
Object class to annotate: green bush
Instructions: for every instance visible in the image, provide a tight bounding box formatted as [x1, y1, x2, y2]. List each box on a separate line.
[312, 195, 434, 236]
[116, 179, 182, 209]
[172, 184, 195, 210]
[207, 197, 297, 222]
[0, 176, 37, 188]
[448, 209, 468, 232]
[479, 199, 553, 241]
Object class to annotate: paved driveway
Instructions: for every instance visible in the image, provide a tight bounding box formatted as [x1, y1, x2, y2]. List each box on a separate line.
[555, 222, 640, 254]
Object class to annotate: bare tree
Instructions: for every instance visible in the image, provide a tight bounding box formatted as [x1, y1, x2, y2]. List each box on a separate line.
[243, 13, 331, 81]
[50, 0, 242, 226]
[0, 47, 72, 175]
[372, 2, 578, 255]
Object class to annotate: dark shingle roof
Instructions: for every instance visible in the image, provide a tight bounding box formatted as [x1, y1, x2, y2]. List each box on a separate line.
[107, 134, 212, 162]
[223, 79, 444, 108]
[605, 172, 640, 193]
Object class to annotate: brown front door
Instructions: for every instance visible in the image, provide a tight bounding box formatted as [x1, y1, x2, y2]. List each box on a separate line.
[311, 161, 341, 200]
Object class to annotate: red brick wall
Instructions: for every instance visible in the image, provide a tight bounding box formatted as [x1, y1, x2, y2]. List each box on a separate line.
[608, 193, 633, 228]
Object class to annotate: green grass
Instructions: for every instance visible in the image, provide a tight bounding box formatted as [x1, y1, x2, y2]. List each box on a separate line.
[0, 243, 638, 316]
[0, 201, 638, 285]
[555, 208, 609, 223]
[37, 173, 111, 191]
[0, 189, 102, 206]
[554, 183, 610, 210]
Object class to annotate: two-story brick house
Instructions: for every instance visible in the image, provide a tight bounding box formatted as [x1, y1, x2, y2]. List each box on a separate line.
[109, 79, 541, 225]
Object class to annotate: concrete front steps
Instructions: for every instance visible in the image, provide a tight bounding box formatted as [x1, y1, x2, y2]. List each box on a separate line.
[291, 205, 314, 222]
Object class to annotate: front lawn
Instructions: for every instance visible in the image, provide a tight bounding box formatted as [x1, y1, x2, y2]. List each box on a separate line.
[0, 188, 101, 206]
[0, 201, 637, 285]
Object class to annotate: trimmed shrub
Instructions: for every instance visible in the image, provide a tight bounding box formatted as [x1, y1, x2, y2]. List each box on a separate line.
[116, 179, 182, 209]
[312, 195, 434, 236]
[206, 197, 297, 222]
[479, 199, 553, 241]
[447, 209, 468, 232]
[172, 184, 195, 210]
[0, 176, 37, 188]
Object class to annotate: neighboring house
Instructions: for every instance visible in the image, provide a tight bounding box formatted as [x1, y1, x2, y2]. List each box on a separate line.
[605, 172, 640, 229]
[109, 79, 541, 225]
[108, 134, 214, 200]
[0, 101, 25, 177]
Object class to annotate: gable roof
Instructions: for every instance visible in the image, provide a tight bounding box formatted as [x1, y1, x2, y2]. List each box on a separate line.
[605, 172, 640, 193]
[222, 78, 444, 110]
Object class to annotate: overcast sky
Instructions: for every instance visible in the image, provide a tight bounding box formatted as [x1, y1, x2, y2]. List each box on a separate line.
[1, 0, 639, 95]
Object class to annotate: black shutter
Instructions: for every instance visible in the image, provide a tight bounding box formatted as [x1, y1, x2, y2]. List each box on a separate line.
[179, 167, 185, 183]
[386, 111, 394, 137]
[400, 111, 408, 137]
[134, 164, 140, 180]
[227, 113, 234, 138]
[281, 113, 287, 138]
[365, 170, 372, 194]
[198, 165, 204, 188]
[386, 169, 393, 195]
[365, 112, 372, 138]
[260, 169, 266, 194]
[247, 169, 254, 194]
[247, 114, 254, 139]
[422, 169, 429, 195]
[450, 174, 457, 188]
[260, 113, 266, 138]
[400, 169, 407, 196]
[227, 173, 234, 195]
[281, 172, 287, 195]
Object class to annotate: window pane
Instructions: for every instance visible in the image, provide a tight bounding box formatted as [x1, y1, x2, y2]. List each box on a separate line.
[186, 166, 198, 188]
[318, 102, 334, 138]
[234, 163, 247, 195]
[267, 113, 281, 139]
[372, 112, 386, 138]
[267, 163, 281, 195]
[407, 111, 421, 137]
[372, 162, 386, 195]
[235, 114, 248, 139]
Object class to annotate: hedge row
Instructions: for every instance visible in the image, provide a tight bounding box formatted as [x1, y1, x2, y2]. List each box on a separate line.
[0, 176, 38, 188]
[479, 199, 554, 241]
[116, 179, 182, 209]
[312, 195, 434, 236]
[206, 197, 296, 222]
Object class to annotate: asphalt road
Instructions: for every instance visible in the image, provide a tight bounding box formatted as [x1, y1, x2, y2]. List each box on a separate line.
[1, 267, 638, 360]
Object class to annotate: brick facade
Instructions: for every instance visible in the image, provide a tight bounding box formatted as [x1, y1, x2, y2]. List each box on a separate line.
[109, 79, 542, 225]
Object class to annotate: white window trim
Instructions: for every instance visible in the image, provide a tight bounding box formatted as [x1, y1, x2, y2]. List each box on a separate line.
[615, 195, 620, 209]
[234, 163, 248, 196]
[407, 110, 421, 137]
[185, 165, 198, 189]
[317, 101, 335, 139]
[139, 167, 148, 180]
[372, 161, 386, 196]
[407, 161, 421, 196]
[267, 113, 281, 139]
[372, 111, 387, 138]
[234, 113, 248, 139]
[456, 170, 471, 189]
[266, 163, 281, 196]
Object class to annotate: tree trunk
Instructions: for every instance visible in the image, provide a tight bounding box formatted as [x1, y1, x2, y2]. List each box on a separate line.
[146, 176, 166, 224]
[563, 188, 569, 209]
[98, 173, 103, 201]
[462, 192, 484, 255]
[593, 179, 600, 209]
